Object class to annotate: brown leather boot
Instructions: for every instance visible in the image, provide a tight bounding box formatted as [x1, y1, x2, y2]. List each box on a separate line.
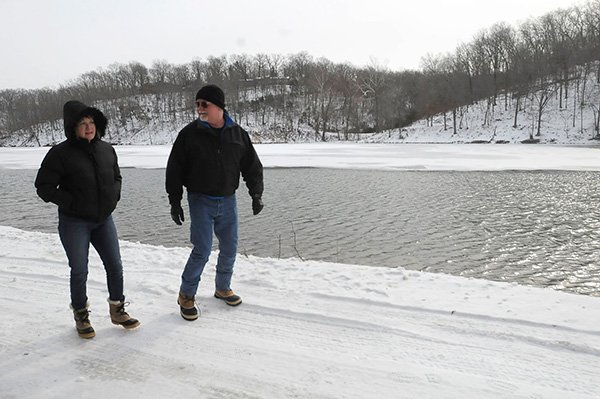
[214, 289, 242, 306]
[71, 304, 95, 339]
[177, 292, 199, 321]
[108, 299, 140, 329]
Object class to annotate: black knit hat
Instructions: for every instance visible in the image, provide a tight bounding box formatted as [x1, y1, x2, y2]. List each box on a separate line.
[195, 84, 225, 109]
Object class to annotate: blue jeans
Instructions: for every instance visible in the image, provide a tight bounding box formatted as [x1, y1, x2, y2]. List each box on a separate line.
[180, 193, 238, 296]
[58, 212, 124, 309]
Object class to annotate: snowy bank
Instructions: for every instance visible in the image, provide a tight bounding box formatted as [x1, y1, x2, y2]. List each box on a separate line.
[0, 226, 599, 398]
[2, 143, 600, 171]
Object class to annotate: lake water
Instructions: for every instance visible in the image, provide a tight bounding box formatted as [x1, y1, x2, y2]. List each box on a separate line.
[2, 167, 600, 296]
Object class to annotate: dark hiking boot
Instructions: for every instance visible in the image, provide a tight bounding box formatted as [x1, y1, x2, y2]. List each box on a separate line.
[108, 299, 140, 329]
[177, 292, 199, 321]
[214, 290, 242, 306]
[72, 305, 95, 339]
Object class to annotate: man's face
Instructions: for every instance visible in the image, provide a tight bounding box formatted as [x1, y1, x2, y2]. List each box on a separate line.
[196, 99, 223, 127]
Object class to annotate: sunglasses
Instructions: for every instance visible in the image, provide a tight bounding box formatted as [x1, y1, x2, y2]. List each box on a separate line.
[195, 100, 210, 108]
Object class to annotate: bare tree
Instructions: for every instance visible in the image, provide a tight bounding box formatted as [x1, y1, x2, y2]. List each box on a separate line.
[189, 58, 207, 83]
[358, 59, 388, 133]
[149, 59, 172, 85]
[205, 55, 228, 84]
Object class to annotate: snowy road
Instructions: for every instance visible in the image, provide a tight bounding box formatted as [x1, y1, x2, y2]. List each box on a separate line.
[1, 226, 599, 398]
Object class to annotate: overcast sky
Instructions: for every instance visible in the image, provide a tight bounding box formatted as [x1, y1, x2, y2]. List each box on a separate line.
[0, 0, 583, 90]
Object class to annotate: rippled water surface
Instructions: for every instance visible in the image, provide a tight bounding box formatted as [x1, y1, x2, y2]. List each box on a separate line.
[3, 168, 600, 296]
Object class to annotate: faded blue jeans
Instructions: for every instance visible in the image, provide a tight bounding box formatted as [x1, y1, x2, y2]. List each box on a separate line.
[180, 193, 238, 296]
[58, 212, 124, 310]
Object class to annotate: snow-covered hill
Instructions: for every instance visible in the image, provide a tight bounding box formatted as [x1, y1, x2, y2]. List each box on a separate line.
[4, 66, 600, 146]
[367, 91, 600, 145]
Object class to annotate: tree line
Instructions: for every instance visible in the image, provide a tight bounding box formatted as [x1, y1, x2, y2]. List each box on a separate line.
[419, 0, 600, 138]
[2, 0, 600, 145]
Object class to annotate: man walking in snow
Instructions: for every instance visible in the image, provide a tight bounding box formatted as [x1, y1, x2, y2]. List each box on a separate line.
[165, 84, 264, 321]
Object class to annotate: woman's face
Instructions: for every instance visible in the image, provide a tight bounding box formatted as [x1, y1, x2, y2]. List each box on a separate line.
[75, 116, 96, 142]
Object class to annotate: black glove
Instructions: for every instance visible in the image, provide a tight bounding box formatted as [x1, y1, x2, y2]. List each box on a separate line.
[252, 196, 264, 215]
[170, 203, 185, 225]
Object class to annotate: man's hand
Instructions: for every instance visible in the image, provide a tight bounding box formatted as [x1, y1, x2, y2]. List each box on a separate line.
[252, 196, 264, 215]
[170, 203, 185, 225]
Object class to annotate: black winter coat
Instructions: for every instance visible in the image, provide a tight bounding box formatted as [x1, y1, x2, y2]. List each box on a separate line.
[165, 116, 263, 204]
[35, 101, 122, 222]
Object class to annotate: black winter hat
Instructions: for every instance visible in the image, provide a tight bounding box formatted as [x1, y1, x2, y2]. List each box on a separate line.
[63, 100, 108, 140]
[195, 84, 225, 109]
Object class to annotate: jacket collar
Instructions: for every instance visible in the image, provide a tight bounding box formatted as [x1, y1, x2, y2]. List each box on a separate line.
[197, 112, 235, 130]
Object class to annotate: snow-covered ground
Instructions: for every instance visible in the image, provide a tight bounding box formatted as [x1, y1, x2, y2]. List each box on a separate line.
[367, 98, 600, 145]
[369, 72, 600, 146]
[1, 144, 600, 398]
[2, 142, 600, 171]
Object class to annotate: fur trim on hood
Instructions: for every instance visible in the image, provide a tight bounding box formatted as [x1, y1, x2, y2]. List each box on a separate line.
[63, 100, 108, 140]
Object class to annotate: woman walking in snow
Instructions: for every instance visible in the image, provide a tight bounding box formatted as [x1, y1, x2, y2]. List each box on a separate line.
[35, 100, 139, 339]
